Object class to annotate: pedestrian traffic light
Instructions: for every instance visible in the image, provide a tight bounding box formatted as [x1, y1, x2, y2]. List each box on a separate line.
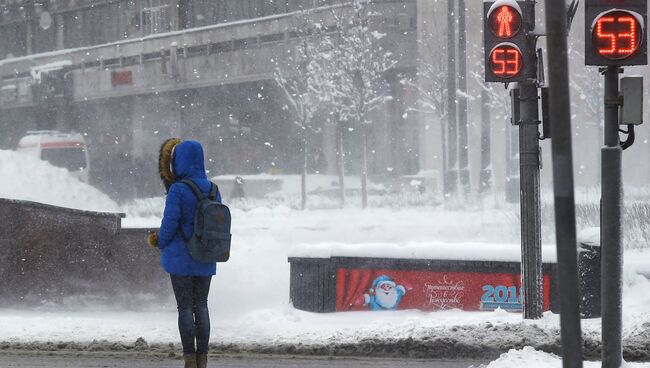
[484, 1, 532, 82]
[585, 0, 647, 65]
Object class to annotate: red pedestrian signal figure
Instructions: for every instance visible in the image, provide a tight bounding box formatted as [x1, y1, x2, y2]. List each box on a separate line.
[497, 6, 514, 37]
[488, 5, 521, 39]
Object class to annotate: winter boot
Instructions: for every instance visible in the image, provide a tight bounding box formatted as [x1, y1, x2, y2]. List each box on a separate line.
[197, 353, 208, 368]
[183, 353, 197, 368]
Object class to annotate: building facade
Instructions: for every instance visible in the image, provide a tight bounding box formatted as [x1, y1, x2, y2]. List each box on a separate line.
[0, 0, 437, 201]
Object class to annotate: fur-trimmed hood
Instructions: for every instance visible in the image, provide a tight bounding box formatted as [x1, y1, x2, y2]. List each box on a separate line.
[158, 139, 208, 192]
[158, 138, 181, 192]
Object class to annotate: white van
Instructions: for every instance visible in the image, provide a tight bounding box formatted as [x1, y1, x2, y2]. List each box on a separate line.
[16, 131, 90, 182]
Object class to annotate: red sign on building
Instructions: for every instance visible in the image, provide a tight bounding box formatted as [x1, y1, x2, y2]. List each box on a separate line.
[111, 70, 133, 87]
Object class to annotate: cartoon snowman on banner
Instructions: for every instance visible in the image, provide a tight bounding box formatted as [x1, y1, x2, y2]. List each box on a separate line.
[363, 275, 407, 311]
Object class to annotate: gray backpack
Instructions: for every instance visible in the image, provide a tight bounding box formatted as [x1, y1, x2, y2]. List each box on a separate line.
[178, 179, 231, 263]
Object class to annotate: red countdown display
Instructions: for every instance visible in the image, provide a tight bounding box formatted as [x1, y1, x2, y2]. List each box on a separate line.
[488, 5, 522, 38]
[592, 10, 643, 60]
[489, 44, 522, 78]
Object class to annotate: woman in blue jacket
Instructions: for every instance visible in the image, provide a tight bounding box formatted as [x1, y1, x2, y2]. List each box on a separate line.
[149, 139, 220, 368]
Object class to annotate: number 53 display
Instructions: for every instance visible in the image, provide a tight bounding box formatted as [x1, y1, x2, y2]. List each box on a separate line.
[585, 0, 647, 66]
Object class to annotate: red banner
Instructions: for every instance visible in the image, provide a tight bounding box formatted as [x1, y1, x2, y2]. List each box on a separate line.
[335, 268, 551, 312]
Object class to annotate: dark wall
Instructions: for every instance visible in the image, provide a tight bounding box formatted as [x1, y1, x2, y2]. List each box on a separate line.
[180, 82, 306, 176]
[0, 107, 37, 150]
[0, 198, 168, 307]
[63, 1, 134, 49]
[0, 22, 26, 58]
[75, 97, 140, 201]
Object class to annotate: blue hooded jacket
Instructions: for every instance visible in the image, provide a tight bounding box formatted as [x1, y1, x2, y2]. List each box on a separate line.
[158, 140, 220, 276]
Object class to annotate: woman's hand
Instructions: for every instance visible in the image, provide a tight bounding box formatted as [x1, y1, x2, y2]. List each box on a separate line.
[147, 231, 159, 248]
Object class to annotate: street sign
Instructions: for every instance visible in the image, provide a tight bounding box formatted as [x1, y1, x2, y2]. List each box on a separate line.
[585, 0, 647, 65]
[484, 0, 532, 82]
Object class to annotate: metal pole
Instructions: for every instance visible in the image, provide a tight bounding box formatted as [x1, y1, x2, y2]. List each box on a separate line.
[445, 0, 458, 198]
[506, 116, 520, 204]
[458, 0, 470, 197]
[601, 66, 623, 368]
[544, 0, 584, 365]
[480, 87, 492, 195]
[519, 0, 543, 320]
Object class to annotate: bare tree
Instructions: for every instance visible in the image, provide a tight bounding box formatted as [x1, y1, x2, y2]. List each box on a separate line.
[310, 27, 350, 207]
[322, 0, 396, 208]
[401, 33, 448, 176]
[275, 17, 326, 210]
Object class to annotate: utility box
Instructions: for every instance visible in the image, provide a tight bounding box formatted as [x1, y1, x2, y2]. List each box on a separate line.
[620, 76, 644, 125]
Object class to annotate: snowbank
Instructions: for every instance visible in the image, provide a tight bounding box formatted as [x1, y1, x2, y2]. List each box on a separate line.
[0, 150, 119, 212]
[485, 347, 650, 367]
[289, 241, 558, 263]
[212, 173, 386, 196]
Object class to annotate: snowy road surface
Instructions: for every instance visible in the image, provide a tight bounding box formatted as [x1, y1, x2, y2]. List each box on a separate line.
[0, 352, 485, 368]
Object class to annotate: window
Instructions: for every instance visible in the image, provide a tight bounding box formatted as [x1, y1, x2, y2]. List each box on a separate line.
[0, 22, 26, 58]
[141, 0, 171, 35]
[63, 3, 125, 49]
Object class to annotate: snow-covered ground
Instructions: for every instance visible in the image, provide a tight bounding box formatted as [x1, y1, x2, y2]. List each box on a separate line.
[1, 206, 650, 364]
[486, 348, 650, 367]
[1, 151, 650, 366]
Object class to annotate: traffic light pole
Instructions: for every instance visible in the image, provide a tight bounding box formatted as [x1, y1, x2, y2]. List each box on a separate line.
[601, 66, 623, 368]
[482, 0, 543, 319]
[518, 0, 543, 320]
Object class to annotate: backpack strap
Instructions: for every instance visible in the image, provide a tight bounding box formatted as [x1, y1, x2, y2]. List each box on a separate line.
[177, 223, 189, 243]
[180, 179, 206, 200]
[177, 179, 204, 243]
[208, 183, 219, 201]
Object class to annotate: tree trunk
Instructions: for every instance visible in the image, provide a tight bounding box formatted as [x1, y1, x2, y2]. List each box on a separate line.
[480, 87, 492, 196]
[337, 124, 346, 208]
[445, 0, 458, 199]
[301, 130, 307, 211]
[361, 127, 368, 209]
[457, 0, 470, 198]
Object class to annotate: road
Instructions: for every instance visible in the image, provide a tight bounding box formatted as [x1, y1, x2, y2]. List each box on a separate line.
[0, 352, 488, 368]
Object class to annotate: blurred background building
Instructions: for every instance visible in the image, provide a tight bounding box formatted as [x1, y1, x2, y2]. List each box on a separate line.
[0, 0, 427, 200]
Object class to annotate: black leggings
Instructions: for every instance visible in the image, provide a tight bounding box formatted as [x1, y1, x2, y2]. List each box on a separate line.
[170, 275, 212, 354]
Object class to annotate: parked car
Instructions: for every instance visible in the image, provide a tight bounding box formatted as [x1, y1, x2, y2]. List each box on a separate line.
[16, 130, 90, 182]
